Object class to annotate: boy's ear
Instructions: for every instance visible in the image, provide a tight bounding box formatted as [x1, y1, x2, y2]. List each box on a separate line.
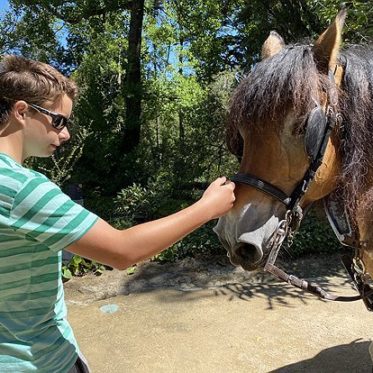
[13, 101, 28, 122]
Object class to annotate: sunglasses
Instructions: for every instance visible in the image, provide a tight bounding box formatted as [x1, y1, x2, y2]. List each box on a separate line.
[28, 103, 70, 130]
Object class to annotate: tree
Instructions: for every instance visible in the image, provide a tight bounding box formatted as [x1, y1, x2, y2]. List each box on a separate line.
[3, 0, 146, 157]
[121, 0, 145, 154]
[1, 0, 371, 197]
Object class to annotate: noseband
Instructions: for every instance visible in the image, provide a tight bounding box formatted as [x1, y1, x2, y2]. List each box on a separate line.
[231, 69, 373, 308]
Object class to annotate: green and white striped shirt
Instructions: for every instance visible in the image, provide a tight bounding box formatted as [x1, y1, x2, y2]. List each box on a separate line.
[0, 153, 98, 372]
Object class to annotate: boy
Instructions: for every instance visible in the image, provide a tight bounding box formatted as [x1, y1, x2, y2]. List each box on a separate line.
[0, 55, 235, 372]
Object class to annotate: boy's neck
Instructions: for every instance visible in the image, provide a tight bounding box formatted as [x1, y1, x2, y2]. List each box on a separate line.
[0, 146, 24, 164]
[0, 129, 25, 164]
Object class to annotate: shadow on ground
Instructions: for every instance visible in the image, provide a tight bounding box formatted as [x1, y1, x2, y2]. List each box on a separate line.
[270, 340, 371, 373]
[118, 250, 358, 310]
[65, 250, 360, 311]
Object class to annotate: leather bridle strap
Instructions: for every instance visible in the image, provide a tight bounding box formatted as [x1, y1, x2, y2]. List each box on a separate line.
[231, 173, 291, 207]
[265, 263, 364, 302]
[288, 106, 339, 210]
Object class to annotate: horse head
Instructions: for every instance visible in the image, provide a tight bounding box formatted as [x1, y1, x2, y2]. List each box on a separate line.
[214, 10, 348, 271]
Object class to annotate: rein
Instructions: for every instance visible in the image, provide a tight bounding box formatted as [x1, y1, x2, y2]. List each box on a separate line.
[231, 68, 373, 309]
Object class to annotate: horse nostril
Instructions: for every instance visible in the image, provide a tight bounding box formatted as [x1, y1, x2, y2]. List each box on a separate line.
[236, 243, 263, 264]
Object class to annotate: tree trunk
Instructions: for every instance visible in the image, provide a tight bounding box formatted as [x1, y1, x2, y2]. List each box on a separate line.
[121, 0, 145, 154]
[178, 36, 185, 145]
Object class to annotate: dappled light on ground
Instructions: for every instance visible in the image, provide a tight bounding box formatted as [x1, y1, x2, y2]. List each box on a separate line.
[117, 252, 358, 311]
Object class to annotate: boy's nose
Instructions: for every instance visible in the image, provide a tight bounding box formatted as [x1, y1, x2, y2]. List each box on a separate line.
[59, 127, 70, 142]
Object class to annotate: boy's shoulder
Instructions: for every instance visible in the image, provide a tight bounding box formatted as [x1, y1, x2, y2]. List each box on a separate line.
[0, 153, 59, 220]
[0, 153, 49, 188]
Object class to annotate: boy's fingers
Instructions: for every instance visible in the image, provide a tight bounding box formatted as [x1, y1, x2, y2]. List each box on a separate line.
[222, 179, 235, 188]
[218, 176, 227, 184]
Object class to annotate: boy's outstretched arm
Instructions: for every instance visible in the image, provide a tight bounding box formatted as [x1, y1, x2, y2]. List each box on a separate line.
[67, 177, 235, 269]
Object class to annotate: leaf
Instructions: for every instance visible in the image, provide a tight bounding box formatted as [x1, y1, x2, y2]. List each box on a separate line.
[126, 266, 137, 275]
[62, 268, 73, 280]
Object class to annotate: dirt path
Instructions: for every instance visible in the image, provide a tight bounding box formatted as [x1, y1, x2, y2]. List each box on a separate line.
[65, 253, 373, 372]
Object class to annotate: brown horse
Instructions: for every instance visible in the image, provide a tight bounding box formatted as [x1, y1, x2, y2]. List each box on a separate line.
[214, 10, 373, 296]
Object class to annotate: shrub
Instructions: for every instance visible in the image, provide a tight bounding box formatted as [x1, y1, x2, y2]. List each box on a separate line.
[155, 222, 224, 262]
[62, 255, 106, 281]
[284, 208, 341, 258]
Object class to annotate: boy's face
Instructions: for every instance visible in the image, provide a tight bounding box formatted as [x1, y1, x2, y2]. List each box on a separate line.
[23, 94, 72, 159]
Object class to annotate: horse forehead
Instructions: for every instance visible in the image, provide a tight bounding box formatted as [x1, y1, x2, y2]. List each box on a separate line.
[243, 113, 303, 156]
[282, 112, 297, 137]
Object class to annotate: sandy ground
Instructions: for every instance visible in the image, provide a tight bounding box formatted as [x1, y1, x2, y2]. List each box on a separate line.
[65, 253, 373, 373]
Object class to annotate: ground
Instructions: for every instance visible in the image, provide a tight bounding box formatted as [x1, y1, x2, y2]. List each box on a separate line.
[65, 252, 373, 373]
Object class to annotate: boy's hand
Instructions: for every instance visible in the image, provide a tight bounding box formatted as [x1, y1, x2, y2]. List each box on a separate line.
[200, 176, 235, 219]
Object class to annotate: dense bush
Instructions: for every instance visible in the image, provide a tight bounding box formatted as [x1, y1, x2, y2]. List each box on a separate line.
[285, 208, 341, 258]
[155, 222, 224, 262]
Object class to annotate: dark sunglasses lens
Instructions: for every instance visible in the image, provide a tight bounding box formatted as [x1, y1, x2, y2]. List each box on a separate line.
[53, 115, 67, 130]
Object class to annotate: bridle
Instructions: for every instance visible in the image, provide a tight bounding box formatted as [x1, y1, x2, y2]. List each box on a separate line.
[231, 67, 373, 310]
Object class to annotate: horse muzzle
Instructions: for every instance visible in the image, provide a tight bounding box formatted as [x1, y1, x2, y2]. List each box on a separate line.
[230, 234, 264, 270]
[214, 212, 279, 271]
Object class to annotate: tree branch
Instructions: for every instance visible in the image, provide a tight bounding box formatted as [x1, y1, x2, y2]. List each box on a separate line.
[19, 0, 134, 24]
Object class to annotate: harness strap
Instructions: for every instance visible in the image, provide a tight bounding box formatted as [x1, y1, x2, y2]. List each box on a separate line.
[231, 173, 291, 207]
[265, 263, 363, 302]
[288, 107, 339, 210]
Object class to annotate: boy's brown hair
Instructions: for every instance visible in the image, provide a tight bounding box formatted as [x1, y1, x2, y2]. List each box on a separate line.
[0, 55, 77, 125]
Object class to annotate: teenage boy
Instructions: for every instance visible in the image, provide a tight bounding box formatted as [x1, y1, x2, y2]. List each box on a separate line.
[0, 55, 235, 373]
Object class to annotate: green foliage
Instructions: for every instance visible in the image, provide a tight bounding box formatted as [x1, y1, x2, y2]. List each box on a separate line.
[3, 0, 370, 199]
[155, 222, 223, 262]
[314, 0, 373, 42]
[62, 255, 106, 281]
[286, 209, 341, 258]
[84, 194, 117, 222]
[126, 266, 137, 275]
[114, 182, 162, 223]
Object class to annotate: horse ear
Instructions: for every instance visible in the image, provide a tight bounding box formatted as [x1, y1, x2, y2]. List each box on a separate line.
[313, 9, 347, 73]
[261, 31, 285, 59]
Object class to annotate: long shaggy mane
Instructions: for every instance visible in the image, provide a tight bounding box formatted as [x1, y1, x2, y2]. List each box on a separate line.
[227, 43, 373, 219]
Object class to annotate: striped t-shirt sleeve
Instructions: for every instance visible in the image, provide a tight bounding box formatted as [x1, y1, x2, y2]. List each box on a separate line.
[9, 175, 98, 251]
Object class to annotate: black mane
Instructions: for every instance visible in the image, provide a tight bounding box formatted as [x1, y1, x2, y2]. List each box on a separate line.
[227, 43, 373, 216]
[339, 46, 373, 214]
